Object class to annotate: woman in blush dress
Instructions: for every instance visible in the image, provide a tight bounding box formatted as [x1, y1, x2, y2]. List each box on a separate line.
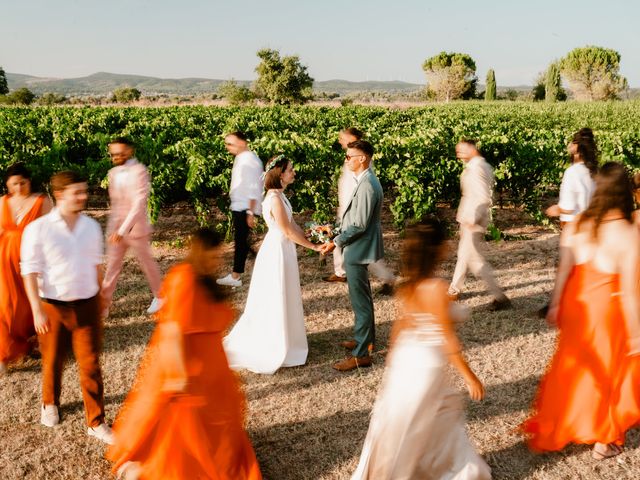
[108, 228, 262, 480]
[523, 163, 640, 460]
[224, 155, 322, 374]
[352, 217, 491, 480]
[0, 163, 51, 374]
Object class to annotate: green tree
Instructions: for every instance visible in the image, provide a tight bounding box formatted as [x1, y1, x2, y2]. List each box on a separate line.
[7, 87, 36, 105]
[0, 66, 8, 95]
[485, 69, 497, 100]
[38, 92, 67, 105]
[253, 49, 314, 105]
[422, 52, 477, 102]
[560, 46, 626, 100]
[545, 62, 566, 102]
[531, 71, 546, 101]
[112, 87, 142, 103]
[217, 79, 255, 105]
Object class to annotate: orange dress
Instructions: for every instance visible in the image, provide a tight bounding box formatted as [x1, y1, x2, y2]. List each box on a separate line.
[0, 194, 45, 363]
[107, 263, 262, 480]
[522, 262, 640, 451]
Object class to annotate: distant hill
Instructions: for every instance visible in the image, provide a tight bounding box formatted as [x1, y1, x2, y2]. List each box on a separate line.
[6, 72, 426, 96]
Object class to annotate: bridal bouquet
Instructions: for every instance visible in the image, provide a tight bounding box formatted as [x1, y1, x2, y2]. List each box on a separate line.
[305, 222, 339, 244]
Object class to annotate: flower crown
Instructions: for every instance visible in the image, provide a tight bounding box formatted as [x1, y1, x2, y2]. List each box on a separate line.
[265, 154, 286, 174]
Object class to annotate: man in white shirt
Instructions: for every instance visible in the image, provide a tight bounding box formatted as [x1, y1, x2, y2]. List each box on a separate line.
[217, 131, 264, 287]
[324, 127, 396, 295]
[448, 140, 511, 310]
[21, 171, 113, 444]
[101, 137, 163, 317]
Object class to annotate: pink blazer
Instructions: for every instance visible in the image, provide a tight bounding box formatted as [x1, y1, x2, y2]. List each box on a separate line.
[107, 159, 153, 238]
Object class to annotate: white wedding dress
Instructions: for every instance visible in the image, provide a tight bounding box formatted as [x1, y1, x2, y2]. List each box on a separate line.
[352, 306, 491, 480]
[223, 190, 308, 374]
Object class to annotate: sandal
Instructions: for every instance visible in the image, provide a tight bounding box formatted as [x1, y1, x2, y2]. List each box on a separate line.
[592, 443, 624, 460]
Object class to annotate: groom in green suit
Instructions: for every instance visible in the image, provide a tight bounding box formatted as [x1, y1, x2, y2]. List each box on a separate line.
[322, 140, 384, 371]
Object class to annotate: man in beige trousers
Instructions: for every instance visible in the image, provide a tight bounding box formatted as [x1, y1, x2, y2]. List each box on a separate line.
[101, 137, 162, 318]
[448, 140, 511, 310]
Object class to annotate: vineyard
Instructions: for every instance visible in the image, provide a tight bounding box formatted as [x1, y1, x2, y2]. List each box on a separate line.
[1, 102, 640, 225]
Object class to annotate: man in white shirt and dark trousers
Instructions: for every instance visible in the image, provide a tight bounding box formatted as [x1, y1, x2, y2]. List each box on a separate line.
[217, 131, 264, 287]
[448, 140, 511, 311]
[21, 171, 113, 444]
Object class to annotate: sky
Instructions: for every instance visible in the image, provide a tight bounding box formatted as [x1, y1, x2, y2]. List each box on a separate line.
[1, 0, 639, 86]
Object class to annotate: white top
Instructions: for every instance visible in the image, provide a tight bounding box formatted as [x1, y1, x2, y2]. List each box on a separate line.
[112, 158, 137, 190]
[229, 150, 264, 215]
[456, 156, 494, 229]
[337, 163, 375, 219]
[558, 162, 596, 223]
[21, 208, 104, 301]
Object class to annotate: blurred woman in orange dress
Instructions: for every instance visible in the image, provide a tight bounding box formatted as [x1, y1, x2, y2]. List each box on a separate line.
[0, 163, 51, 374]
[522, 162, 640, 460]
[107, 228, 262, 480]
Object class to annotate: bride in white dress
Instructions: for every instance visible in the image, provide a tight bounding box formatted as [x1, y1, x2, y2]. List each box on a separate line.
[352, 218, 491, 480]
[224, 155, 322, 375]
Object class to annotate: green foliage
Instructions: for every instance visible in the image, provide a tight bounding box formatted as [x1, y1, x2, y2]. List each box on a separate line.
[560, 46, 627, 100]
[1, 87, 36, 105]
[422, 52, 477, 102]
[544, 62, 567, 102]
[0, 66, 8, 95]
[112, 87, 142, 103]
[217, 79, 254, 105]
[485, 69, 496, 101]
[38, 92, 67, 105]
[1, 103, 640, 228]
[254, 49, 314, 105]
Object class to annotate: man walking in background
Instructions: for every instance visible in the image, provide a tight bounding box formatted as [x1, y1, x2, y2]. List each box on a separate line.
[21, 171, 113, 444]
[324, 127, 395, 295]
[217, 131, 264, 287]
[101, 137, 163, 317]
[448, 140, 511, 310]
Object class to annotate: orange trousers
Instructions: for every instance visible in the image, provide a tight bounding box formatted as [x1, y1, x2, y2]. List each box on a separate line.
[38, 296, 105, 427]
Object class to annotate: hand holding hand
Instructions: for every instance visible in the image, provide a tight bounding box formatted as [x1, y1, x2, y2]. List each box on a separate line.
[33, 308, 50, 335]
[321, 241, 336, 255]
[109, 232, 123, 245]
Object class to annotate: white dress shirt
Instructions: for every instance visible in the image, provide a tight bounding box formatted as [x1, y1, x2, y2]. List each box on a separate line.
[112, 158, 137, 190]
[21, 208, 104, 301]
[558, 162, 595, 223]
[229, 150, 264, 215]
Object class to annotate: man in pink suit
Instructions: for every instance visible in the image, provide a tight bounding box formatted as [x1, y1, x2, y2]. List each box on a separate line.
[101, 137, 162, 317]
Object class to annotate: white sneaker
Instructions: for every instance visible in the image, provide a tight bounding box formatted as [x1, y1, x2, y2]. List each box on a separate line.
[41, 404, 59, 427]
[146, 297, 164, 314]
[88, 423, 115, 445]
[216, 273, 242, 287]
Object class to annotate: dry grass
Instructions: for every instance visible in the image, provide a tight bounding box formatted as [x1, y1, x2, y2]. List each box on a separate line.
[2, 204, 640, 480]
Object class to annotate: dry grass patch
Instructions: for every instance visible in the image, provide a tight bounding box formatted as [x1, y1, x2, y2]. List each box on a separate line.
[2, 205, 640, 479]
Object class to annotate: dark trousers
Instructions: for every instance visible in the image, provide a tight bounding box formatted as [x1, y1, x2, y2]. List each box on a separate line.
[38, 296, 105, 427]
[344, 262, 375, 358]
[232, 210, 251, 274]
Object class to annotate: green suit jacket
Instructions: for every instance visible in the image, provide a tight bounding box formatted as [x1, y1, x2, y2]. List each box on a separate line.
[334, 169, 384, 265]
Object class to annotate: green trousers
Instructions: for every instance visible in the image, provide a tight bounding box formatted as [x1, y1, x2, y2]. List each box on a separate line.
[344, 262, 375, 358]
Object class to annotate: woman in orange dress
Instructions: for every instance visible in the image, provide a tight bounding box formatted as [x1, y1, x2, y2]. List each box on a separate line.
[107, 227, 262, 480]
[0, 163, 52, 374]
[522, 162, 640, 460]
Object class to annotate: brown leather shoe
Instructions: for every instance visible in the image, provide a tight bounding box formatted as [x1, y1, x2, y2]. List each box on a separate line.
[323, 274, 347, 283]
[339, 340, 357, 350]
[332, 356, 372, 371]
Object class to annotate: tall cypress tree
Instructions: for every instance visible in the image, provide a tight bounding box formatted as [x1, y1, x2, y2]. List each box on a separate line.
[0, 66, 9, 95]
[545, 62, 562, 102]
[485, 69, 496, 100]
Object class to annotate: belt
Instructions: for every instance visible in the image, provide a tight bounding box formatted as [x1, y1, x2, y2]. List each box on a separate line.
[42, 297, 94, 308]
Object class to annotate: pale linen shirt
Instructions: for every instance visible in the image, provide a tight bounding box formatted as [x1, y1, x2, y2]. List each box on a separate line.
[558, 162, 595, 223]
[456, 156, 494, 230]
[229, 150, 264, 215]
[337, 163, 375, 219]
[112, 158, 137, 190]
[21, 208, 104, 301]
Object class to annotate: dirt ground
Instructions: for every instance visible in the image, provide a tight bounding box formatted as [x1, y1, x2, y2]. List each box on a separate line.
[2, 203, 640, 480]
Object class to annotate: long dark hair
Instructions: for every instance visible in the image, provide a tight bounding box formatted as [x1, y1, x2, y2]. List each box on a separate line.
[401, 216, 446, 288]
[572, 128, 598, 178]
[577, 162, 633, 239]
[187, 227, 228, 302]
